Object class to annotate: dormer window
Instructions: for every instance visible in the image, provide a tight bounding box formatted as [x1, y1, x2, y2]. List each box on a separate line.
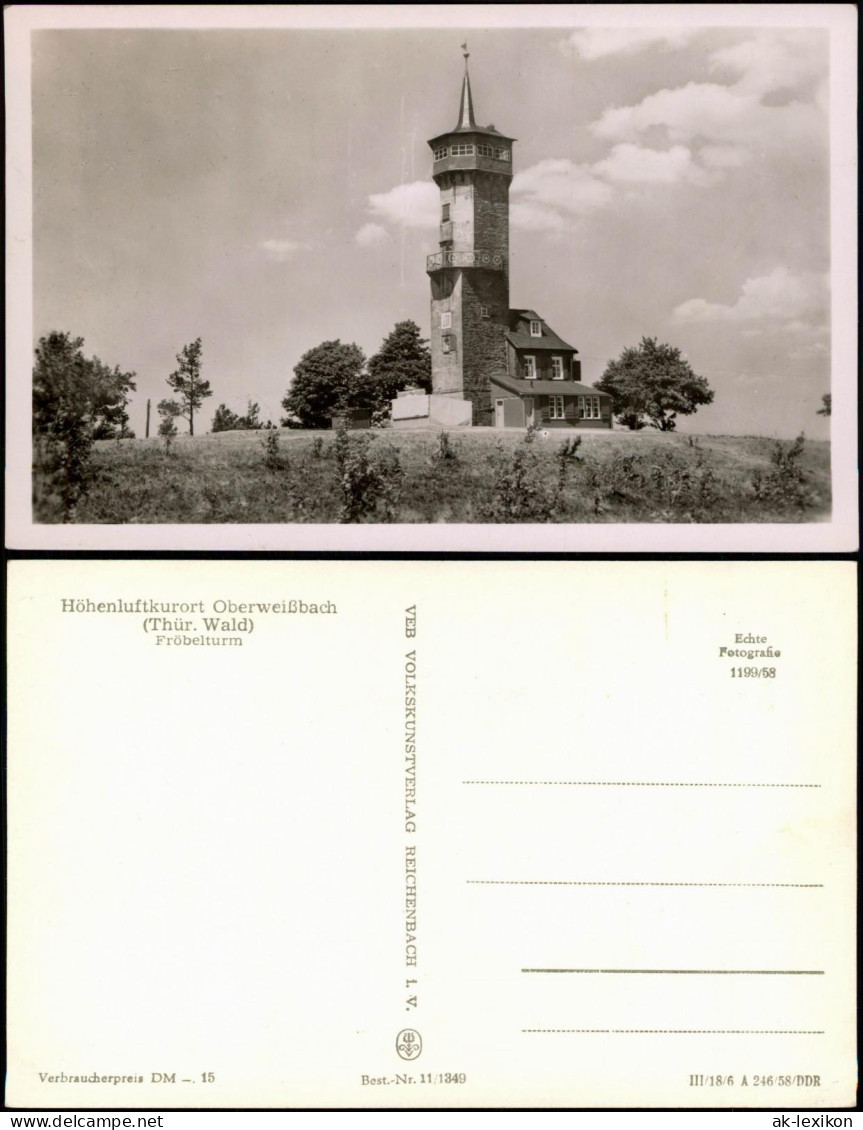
[441, 203, 451, 222]
[530, 320, 542, 337]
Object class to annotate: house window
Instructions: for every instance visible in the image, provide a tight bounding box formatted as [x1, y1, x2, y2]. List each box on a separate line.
[434, 146, 449, 160]
[440, 311, 452, 330]
[442, 334, 454, 354]
[523, 355, 536, 378]
[441, 203, 451, 222]
[451, 143, 475, 156]
[578, 395, 601, 420]
[550, 395, 566, 420]
[551, 355, 564, 379]
[529, 320, 542, 337]
[479, 304, 490, 319]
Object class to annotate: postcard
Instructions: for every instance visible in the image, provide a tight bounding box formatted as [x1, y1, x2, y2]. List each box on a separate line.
[6, 559, 856, 1108]
[5, 4, 858, 551]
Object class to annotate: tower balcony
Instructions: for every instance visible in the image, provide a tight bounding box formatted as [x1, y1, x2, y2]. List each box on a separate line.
[426, 248, 506, 274]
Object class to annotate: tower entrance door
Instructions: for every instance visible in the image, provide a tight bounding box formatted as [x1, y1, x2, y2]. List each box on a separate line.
[524, 397, 534, 427]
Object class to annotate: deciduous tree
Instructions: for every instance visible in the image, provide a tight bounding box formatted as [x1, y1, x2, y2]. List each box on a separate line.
[211, 400, 264, 433]
[595, 337, 714, 432]
[281, 340, 373, 428]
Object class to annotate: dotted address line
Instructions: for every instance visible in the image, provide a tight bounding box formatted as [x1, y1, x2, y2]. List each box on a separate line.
[467, 880, 822, 888]
[463, 780, 820, 788]
[523, 1029, 824, 1035]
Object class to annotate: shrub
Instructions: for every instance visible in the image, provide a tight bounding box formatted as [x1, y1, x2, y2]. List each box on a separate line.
[261, 430, 286, 471]
[435, 430, 458, 462]
[333, 422, 403, 522]
[751, 433, 809, 509]
[157, 399, 181, 454]
[554, 436, 583, 501]
[482, 430, 554, 522]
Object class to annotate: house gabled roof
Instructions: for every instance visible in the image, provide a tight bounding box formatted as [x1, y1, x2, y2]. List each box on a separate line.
[506, 310, 578, 353]
[490, 373, 610, 398]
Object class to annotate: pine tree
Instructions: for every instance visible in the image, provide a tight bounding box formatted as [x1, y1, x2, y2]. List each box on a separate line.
[164, 338, 211, 436]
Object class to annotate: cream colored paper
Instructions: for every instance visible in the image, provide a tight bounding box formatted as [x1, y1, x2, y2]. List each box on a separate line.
[6, 560, 856, 1108]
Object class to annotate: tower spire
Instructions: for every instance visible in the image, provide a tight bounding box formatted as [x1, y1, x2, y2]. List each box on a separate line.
[456, 41, 476, 129]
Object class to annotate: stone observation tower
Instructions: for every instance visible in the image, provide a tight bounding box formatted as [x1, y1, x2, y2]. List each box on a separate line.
[391, 48, 610, 431]
[425, 47, 514, 425]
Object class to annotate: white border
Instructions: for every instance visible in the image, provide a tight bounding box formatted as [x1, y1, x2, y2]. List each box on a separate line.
[6, 4, 858, 552]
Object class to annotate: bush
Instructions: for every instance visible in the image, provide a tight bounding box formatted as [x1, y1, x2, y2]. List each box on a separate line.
[482, 429, 554, 522]
[261, 430, 286, 471]
[554, 436, 583, 501]
[333, 422, 403, 522]
[435, 430, 458, 462]
[751, 433, 809, 509]
[157, 399, 181, 454]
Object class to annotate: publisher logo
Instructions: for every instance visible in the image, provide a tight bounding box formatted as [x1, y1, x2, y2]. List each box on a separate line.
[396, 1029, 422, 1060]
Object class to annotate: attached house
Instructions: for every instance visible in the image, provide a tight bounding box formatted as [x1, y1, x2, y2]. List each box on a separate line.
[488, 310, 613, 429]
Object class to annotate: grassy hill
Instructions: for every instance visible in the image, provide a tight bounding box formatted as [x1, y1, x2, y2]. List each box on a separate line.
[34, 426, 831, 524]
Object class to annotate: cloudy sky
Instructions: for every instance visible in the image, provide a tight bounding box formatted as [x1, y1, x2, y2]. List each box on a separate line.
[32, 21, 833, 436]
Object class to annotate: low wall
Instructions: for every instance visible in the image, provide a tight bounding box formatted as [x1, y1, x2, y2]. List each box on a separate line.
[391, 394, 472, 429]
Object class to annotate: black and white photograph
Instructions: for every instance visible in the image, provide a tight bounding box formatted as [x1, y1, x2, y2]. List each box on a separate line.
[5, 4, 857, 549]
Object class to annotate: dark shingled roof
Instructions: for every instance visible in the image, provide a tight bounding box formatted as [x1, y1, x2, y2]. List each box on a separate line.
[507, 310, 578, 353]
[490, 373, 610, 398]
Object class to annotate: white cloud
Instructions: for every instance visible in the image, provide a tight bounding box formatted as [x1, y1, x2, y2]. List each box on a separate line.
[368, 180, 439, 228]
[507, 145, 713, 232]
[509, 200, 567, 233]
[560, 28, 696, 61]
[363, 29, 827, 243]
[355, 221, 390, 247]
[588, 30, 826, 163]
[709, 31, 826, 98]
[259, 237, 308, 261]
[671, 267, 829, 327]
[510, 158, 613, 230]
[592, 143, 712, 185]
